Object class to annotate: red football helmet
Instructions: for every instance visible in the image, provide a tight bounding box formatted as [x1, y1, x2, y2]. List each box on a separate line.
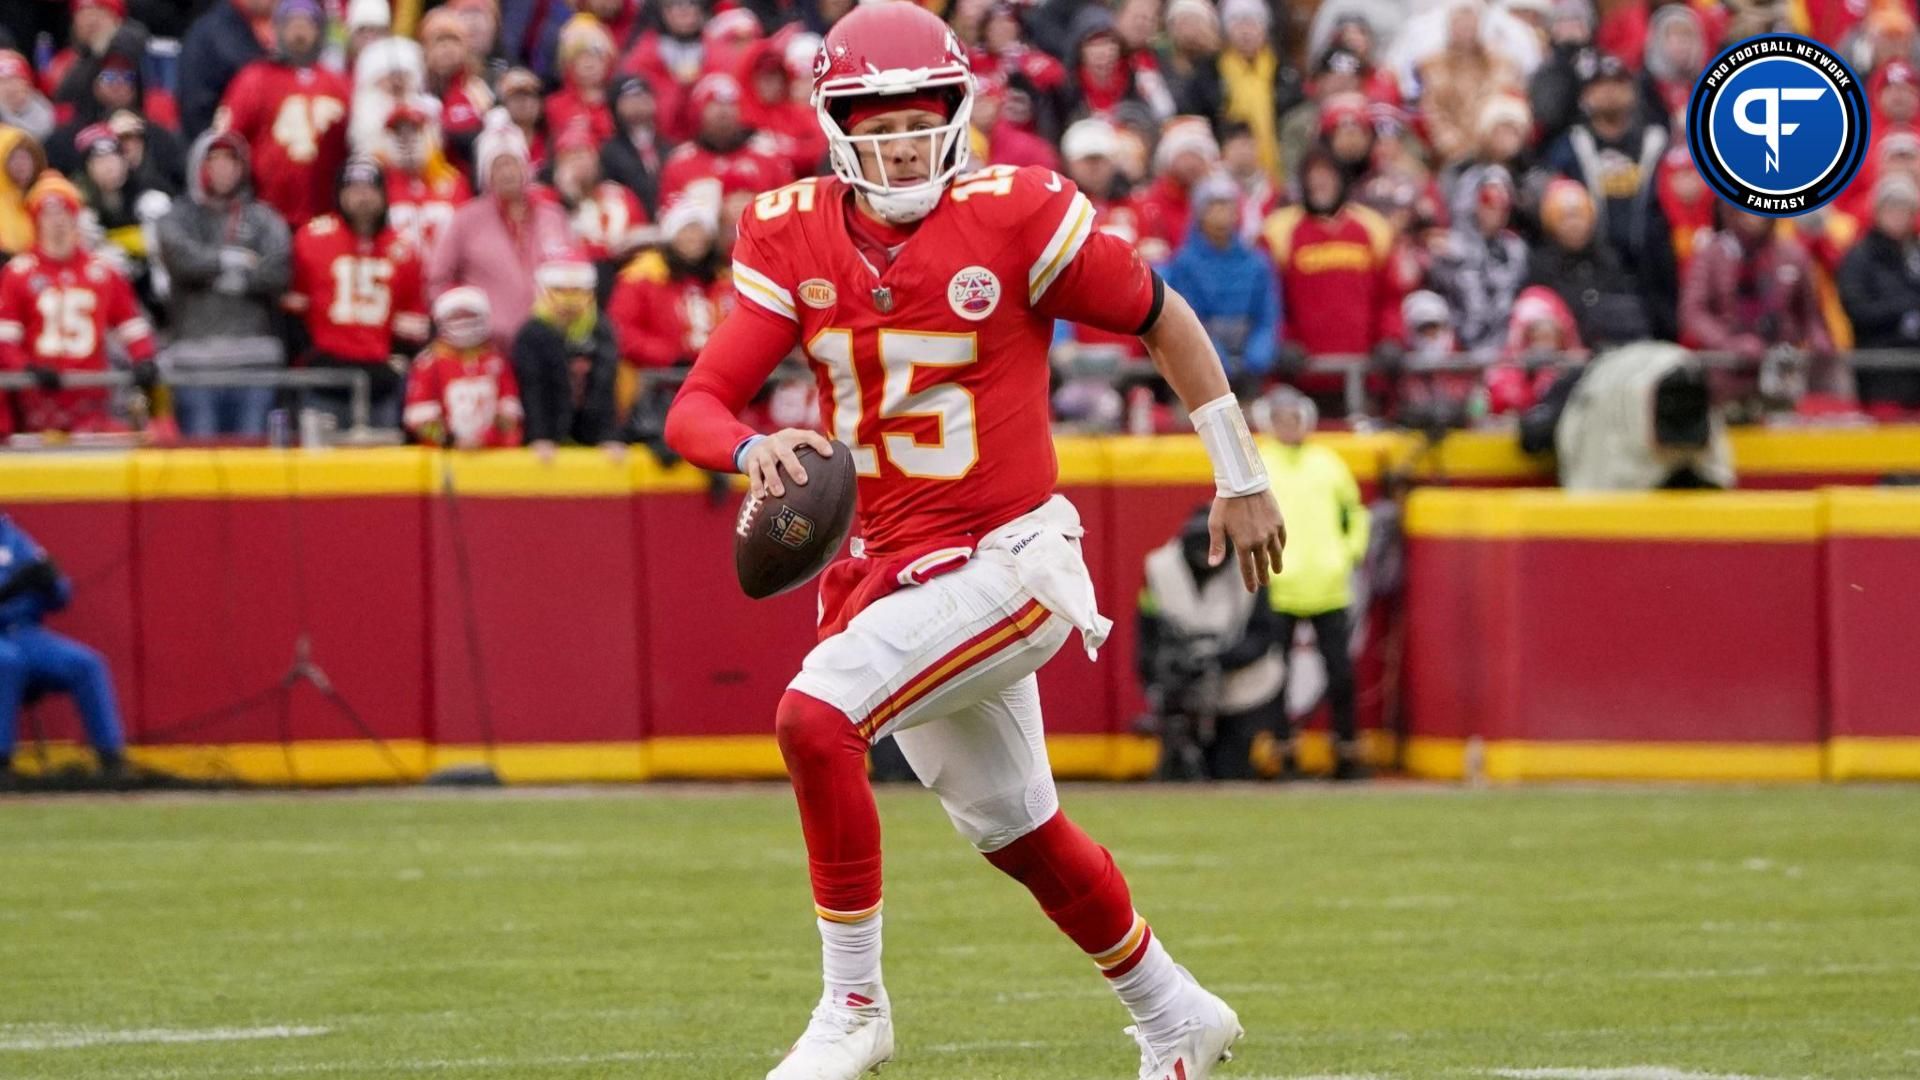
[811, 3, 975, 223]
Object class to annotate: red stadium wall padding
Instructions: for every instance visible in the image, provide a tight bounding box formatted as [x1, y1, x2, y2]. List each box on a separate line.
[640, 491, 819, 741]
[6, 500, 139, 747]
[134, 494, 429, 749]
[427, 494, 645, 747]
[1403, 536, 1523, 747]
[1823, 491, 1920, 778]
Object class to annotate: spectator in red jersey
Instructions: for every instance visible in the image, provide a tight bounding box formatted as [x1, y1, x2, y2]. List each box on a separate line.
[550, 122, 650, 294]
[0, 172, 157, 434]
[1262, 148, 1405, 376]
[545, 15, 619, 152]
[656, 73, 791, 207]
[380, 104, 471, 259]
[1483, 285, 1585, 415]
[405, 285, 522, 448]
[427, 112, 574, 349]
[608, 194, 726, 371]
[511, 257, 621, 458]
[969, 70, 1060, 170]
[1157, 0, 1224, 122]
[1653, 142, 1716, 275]
[600, 76, 665, 217]
[421, 6, 492, 168]
[0, 128, 46, 261]
[215, 0, 352, 230]
[1679, 202, 1833, 362]
[496, 68, 550, 171]
[286, 155, 430, 429]
[178, 0, 274, 141]
[621, 0, 711, 144]
[0, 51, 54, 144]
[1136, 116, 1219, 263]
[155, 129, 292, 437]
[739, 31, 827, 180]
[977, 1, 1073, 142]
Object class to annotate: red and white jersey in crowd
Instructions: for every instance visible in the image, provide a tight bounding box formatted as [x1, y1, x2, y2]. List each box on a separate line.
[657, 137, 793, 208]
[403, 343, 523, 448]
[607, 250, 731, 367]
[385, 168, 471, 257]
[0, 248, 155, 432]
[726, 165, 1155, 552]
[217, 61, 354, 229]
[285, 215, 431, 362]
[566, 181, 653, 263]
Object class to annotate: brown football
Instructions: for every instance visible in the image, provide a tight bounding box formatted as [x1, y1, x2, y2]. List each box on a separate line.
[733, 441, 857, 600]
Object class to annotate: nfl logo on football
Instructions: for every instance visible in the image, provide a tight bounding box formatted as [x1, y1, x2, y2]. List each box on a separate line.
[767, 506, 816, 550]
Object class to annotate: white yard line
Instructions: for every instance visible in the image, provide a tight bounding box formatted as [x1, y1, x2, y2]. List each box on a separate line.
[0, 1025, 330, 1051]
[1490, 1069, 1778, 1080]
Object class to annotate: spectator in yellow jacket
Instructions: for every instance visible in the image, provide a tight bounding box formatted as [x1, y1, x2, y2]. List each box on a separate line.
[1260, 387, 1371, 779]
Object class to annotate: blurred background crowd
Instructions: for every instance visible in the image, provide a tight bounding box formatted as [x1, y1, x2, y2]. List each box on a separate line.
[2, 0, 1920, 458]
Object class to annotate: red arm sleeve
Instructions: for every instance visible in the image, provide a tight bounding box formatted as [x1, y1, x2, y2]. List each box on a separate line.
[0, 271, 27, 371]
[1033, 229, 1156, 335]
[663, 302, 800, 472]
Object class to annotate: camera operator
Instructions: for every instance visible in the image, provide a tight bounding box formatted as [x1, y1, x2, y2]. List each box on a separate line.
[1137, 504, 1284, 781]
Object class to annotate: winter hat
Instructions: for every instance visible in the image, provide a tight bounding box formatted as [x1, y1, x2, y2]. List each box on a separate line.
[535, 257, 596, 291]
[557, 13, 615, 71]
[1153, 116, 1220, 173]
[497, 68, 542, 98]
[75, 124, 120, 158]
[1189, 172, 1241, 213]
[1872, 59, 1917, 98]
[473, 108, 531, 190]
[1540, 177, 1593, 232]
[1061, 117, 1121, 162]
[1219, 0, 1271, 30]
[1875, 172, 1920, 211]
[1165, 0, 1219, 30]
[690, 72, 745, 115]
[1318, 91, 1371, 136]
[276, 0, 326, 27]
[1551, 0, 1594, 29]
[433, 287, 492, 348]
[347, 0, 391, 31]
[1403, 290, 1452, 330]
[0, 51, 30, 83]
[612, 75, 652, 101]
[26, 171, 84, 215]
[339, 153, 384, 188]
[73, 0, 127, 18]
[660, 194, 720, 240]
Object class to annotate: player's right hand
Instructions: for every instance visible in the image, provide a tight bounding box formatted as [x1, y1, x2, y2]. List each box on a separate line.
[743, 428, 834, 498]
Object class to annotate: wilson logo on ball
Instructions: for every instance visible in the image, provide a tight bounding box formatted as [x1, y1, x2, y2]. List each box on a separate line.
[1687, 33, 1868, 216]
[766, 506, 816, 550]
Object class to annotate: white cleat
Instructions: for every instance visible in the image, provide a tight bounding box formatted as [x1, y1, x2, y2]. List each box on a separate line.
[766, 988, 895, 1080]
[1126, 973, 1243, 1080]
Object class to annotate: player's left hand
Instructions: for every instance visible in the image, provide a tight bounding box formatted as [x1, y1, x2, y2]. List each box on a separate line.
[1209, 491, 1285, 592]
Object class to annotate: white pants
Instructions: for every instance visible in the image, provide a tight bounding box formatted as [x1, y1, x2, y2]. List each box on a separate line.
[788, 496, 1107, 852]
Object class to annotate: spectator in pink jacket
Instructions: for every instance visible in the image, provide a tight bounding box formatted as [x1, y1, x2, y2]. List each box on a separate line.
[427, 110, 573, 350]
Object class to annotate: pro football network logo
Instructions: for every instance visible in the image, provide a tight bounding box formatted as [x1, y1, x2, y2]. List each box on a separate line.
[1687, 34, 1868, 216]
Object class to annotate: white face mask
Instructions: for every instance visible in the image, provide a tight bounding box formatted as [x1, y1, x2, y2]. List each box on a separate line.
[816, 81, 975, 224]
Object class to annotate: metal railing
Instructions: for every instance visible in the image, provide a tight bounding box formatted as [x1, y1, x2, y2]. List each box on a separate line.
[0, 368, 380, 441]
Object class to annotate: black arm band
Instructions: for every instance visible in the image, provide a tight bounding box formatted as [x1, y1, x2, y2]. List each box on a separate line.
[1133, 271, 1166, 336]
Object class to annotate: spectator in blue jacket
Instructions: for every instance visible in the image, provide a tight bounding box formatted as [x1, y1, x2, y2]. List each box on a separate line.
[176, 0, 274, 140]
[0, 515, 126, 780]
[1160, 174, 1280, 392]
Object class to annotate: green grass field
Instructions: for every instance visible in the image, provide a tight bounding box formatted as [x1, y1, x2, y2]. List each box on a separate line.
[2, 784, 1917, 1080]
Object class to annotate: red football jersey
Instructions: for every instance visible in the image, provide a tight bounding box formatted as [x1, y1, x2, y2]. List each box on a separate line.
[607, 251, 731, 367]
[566, 181, 652, 263]
[217, 61, 353, 229]
[286, 215, 431, 362]
[0, 248, 155, 433]
[386, 169, 471, 258]
[728, 165, 1154, 552]
[403, 344, 523, 448]
[657, 138, 794, 208]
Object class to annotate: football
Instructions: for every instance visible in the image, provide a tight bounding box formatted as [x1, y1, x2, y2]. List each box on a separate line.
[733, 440, 857, 599]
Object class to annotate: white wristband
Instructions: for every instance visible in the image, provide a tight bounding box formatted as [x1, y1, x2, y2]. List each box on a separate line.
[733, 434, 766, 473]
[1190, 393, 1270, 498]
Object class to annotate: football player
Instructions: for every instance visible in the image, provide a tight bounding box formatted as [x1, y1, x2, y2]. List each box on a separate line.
[664, 7, 1284, 1080]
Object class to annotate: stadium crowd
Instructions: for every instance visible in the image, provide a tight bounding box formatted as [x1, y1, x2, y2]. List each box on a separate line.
[1, 0, 1919, 450]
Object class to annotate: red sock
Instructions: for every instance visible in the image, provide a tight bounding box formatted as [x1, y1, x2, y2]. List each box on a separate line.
[775, 690, 882, 916]
[983, 811, 1151, 977]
